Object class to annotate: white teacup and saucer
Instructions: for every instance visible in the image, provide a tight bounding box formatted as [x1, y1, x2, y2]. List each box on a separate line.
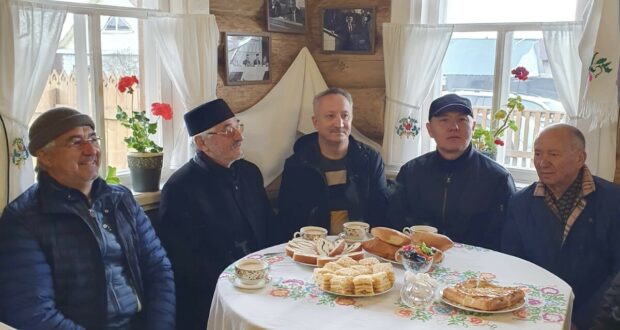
[230, 258, 270, 290]
[338, 221, 372, 243]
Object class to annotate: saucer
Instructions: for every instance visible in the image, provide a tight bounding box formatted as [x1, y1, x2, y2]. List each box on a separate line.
[229, 275, 270, 290]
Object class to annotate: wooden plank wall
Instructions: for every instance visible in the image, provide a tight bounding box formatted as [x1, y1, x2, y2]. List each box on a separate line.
[211, 0, 389, 144]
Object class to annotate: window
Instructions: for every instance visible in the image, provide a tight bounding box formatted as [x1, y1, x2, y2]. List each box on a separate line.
[433, 0, 579, 184]
[33, 3, 167, 179]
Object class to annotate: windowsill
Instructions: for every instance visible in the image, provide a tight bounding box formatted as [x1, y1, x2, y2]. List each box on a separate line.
[118, 167, 178, 211]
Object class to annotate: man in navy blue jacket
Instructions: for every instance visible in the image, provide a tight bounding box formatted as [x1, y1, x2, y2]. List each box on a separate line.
[502, 124, 620, 329]
[0, 107, 175, 330]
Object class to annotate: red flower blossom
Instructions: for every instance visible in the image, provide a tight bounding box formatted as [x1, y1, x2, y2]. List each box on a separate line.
[511, 66, 529, 81]
[118, 75, 139, 93]
[494, 138, 504, 146]
[151, 102, 173, 120]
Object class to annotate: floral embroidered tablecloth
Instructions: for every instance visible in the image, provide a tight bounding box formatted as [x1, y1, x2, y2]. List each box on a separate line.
[207, 242, 573, 330]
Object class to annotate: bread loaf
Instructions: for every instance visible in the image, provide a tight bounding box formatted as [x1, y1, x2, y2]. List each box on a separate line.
[442, 279, 525, 311]
[410, 231, 454, 251]
[371, 227, 411, 247]
[361, 237, 400, 261]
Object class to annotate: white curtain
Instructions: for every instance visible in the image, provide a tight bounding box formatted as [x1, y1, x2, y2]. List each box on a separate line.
[147, 14, 219, 168]
[0, 1, 66, 206]
[381, 23, 453, 168]
[236, 47, 379, 185]
[577, 0, 620, 127]
[543, 21, 616, 181]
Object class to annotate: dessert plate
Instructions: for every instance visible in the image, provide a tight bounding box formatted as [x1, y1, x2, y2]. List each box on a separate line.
[440, 290, 526, 314]
[229, 275, 270, 290]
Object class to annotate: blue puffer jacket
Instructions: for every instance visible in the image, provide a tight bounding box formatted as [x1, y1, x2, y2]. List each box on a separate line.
[501, 176, 620, 329]
[0, 173, 175, 330]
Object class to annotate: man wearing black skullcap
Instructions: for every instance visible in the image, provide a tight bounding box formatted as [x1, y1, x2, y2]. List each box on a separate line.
[386, 94, 516, 250]
[158, 99, 274, 330]
[0, 107, 175, 329]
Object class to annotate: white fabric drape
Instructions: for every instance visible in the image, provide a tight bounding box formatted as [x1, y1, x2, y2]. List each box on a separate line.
[381, 23, 453, 167]
[147, 14, 219, 168]
[542, 21, 616, 181]
[0, 1, 66, 206]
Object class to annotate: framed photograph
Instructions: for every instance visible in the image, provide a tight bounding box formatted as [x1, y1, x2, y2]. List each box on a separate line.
[266, 0, 306, 34]
[225, 32, 272, 85]
[322, 7, 375, 54]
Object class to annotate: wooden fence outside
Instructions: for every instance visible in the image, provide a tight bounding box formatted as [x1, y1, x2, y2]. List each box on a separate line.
[34, 70, 142, 169]
[474, 107, 566, 168]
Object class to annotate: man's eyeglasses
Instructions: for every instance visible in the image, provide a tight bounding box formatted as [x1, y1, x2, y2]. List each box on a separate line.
[206, 123, 244, 137]
[63, 136, 102, 149]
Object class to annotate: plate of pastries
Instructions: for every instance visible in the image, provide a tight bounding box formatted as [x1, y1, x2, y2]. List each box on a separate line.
[313, 256, 395, 297]
[361, 227, 454, 264]
[441, 279, 526, 313]
[285, 237, 364, 267]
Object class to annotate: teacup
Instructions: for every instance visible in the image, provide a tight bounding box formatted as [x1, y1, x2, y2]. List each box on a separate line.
[234, 258, 269, 285]
[342, 221, 370, 241]
[403, 225, 439, 236]
[293, 226, 328, 241]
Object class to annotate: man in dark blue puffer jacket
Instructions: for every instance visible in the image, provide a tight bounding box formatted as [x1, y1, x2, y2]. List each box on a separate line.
[0, 107, 175, 330]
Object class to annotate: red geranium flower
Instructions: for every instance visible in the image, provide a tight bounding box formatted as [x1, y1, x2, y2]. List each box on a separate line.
[494, 138, 504, 146]
[151, 102, 173, 120]
[118, 75, 139, 93]
[511, 66, 529, 81]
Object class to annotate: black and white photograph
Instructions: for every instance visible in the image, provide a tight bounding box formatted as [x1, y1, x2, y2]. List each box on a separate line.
[322, 7, 375, 54]
[266, 0, 306, 34]
[225, 32, 271, 85]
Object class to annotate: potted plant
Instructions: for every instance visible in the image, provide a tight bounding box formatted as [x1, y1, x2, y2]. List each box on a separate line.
[115, 75, 173, 192]
[472, 66, 528, 159]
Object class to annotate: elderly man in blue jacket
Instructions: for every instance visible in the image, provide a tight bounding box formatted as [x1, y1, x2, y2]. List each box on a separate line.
[0, 107, 175, 330]
[502, 124, 620, 329]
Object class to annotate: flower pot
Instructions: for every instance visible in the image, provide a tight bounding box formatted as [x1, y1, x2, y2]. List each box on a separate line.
[127, 152, 163, 192]
[480, 149, 497, 161]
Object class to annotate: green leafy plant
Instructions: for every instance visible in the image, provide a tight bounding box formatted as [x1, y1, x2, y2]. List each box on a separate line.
[115, 75, 173, 153]
[472, 66, 528, 155]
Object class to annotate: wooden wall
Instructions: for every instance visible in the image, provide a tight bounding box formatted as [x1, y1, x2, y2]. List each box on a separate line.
[211, 0, 389, 144]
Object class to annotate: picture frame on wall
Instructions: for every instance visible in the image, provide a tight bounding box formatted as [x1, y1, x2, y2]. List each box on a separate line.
[225, 32, 272, 85]
[322, 7, 375, 54]
[266, 0, 306, 34]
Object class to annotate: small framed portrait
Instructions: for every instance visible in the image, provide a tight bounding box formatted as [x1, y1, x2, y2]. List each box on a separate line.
[266, 0, 306, 34]
[322, 7, 375, 54]
[225, 32, 272, 85]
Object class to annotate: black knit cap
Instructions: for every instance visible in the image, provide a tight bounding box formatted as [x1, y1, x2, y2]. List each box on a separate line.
[28, 107, 95, 154]
[184, 99, 235, 136]
[428, 94, 473, 121]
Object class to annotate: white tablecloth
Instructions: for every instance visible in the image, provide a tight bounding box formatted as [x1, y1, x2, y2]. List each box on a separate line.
[207, 242, 574, 330]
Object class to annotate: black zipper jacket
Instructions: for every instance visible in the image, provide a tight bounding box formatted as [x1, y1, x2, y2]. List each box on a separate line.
[386, 145, 515, 250]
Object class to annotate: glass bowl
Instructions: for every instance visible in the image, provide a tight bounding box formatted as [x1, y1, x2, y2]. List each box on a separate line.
[401, 255, 433, 274]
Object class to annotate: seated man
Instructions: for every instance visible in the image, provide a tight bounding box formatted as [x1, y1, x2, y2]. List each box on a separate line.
[502, 124, 620, 329]
[387, 94, 515, 250]
[0, 107, 175, 329]
[158, 99, 274, 330]
[277, 87, 389, 240]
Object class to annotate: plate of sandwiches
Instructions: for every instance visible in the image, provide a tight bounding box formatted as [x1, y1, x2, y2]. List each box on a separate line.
[285, 237, 364, 267]
[313, 256, 396, 297]
[441, 279, 526, 314]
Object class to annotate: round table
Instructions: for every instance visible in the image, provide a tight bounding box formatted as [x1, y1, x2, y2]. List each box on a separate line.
[207, 242, 574, 330]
